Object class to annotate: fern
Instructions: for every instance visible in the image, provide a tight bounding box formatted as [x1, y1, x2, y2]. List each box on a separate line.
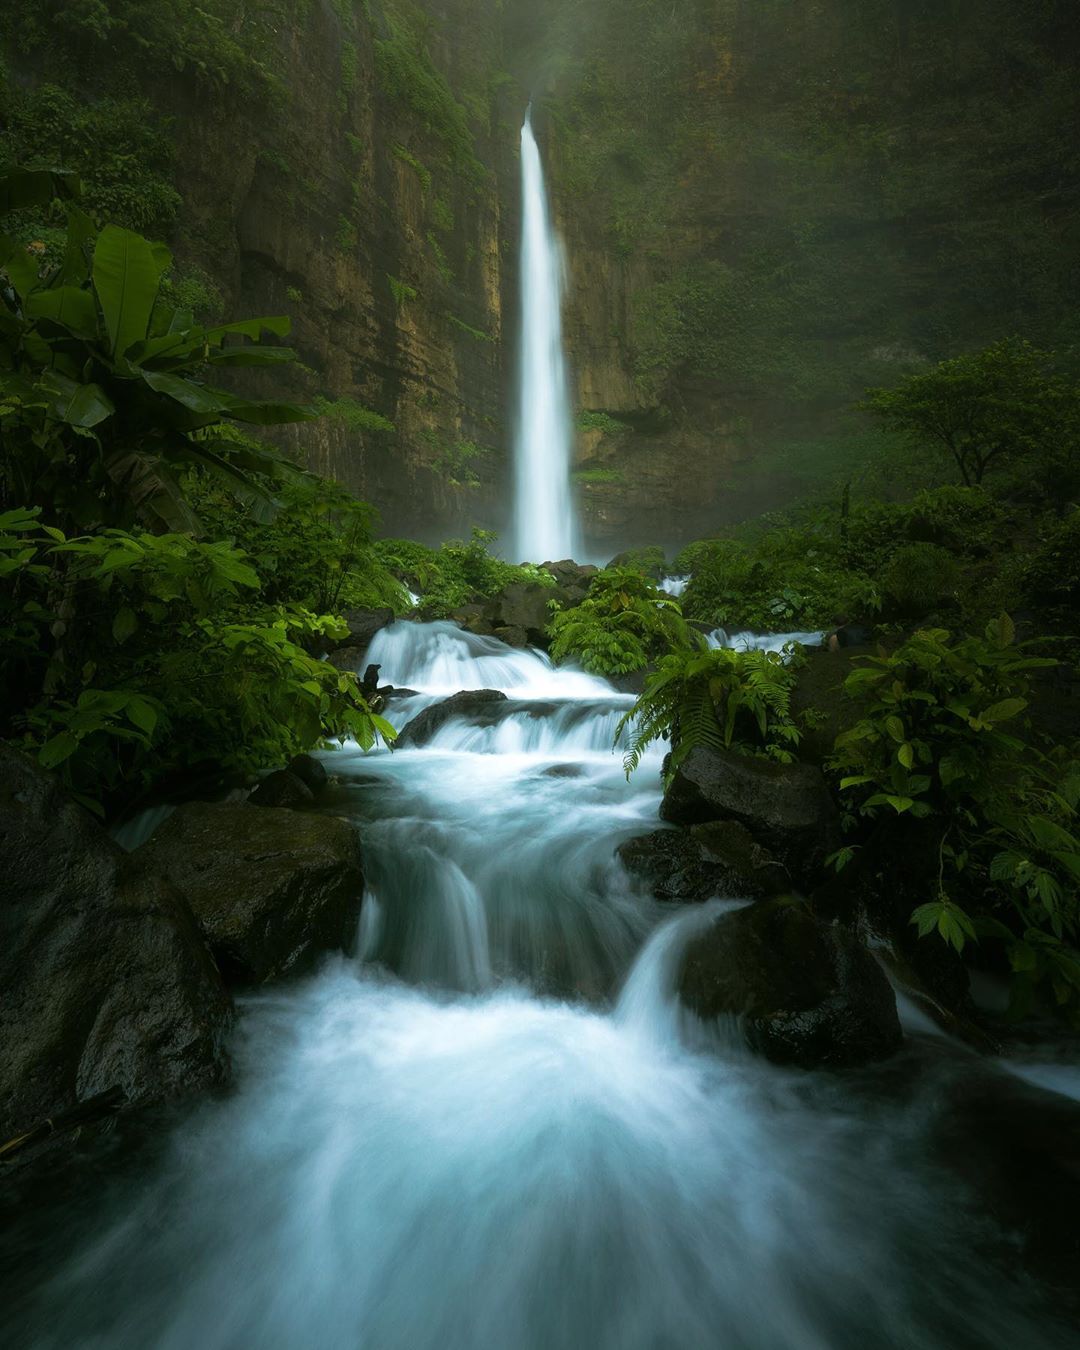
[548, 567, 701, 675]
[617, 647, 800, 778]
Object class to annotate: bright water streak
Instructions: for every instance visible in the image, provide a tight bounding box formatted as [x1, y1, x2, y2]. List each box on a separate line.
[6, 622, 1073, 1350]
[513, 109, 577, 564]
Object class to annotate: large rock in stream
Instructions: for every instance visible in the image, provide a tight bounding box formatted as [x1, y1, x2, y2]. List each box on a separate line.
[134, 802, 364, 985]
[618, 822, 790, 902]
[0, 748, 230, 1151]
[396, 689, 509, 747]
[660, 745, 840, 882]
[679, 897, 902, 1068]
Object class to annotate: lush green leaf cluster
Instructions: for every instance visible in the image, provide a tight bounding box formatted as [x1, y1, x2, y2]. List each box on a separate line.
[376, 528, 553, 618]
[1, 511, 395, 814]
[831, 618, 1080, 1015]
[548, 568, 700, 677]
[618, 645, 801, 779]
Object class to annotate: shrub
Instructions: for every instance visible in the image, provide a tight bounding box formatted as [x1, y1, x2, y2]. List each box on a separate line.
[547, 567, 700, 676]
[618, 646, 801, 779]
[831, 617, 1080, 1017]
[879, 542, 962, 619]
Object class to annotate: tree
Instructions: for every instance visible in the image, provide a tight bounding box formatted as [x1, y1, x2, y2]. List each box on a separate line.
[0, 166, 313, 533]
[862, 339, 1078, 486]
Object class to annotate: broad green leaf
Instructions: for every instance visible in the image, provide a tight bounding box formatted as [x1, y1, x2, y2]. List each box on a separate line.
[25, 285, 98, 339]
[39, 730, 80, 769]
[0, 230, 40, 298]
[981, 697, 1027, 724]
[203, 316, 291, 343]
[140, 368, 232, 416]
[93, 225, 168, 358]
[38, 370, 114, 429]
[885, 795, 914, 814]
[898, 742, 914, 770]
[885, 715, 905, 743]
[59, 206, 96, 285]
[125, 698, 158, 738]
[112, 606, 138, 644]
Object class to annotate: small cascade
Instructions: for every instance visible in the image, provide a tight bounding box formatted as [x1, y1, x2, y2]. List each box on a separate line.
[706, 627, 825, 655]
[513, 108, 578, 564]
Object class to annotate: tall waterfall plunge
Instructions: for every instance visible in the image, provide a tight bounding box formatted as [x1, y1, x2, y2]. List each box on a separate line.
[513, 109, 578, 564]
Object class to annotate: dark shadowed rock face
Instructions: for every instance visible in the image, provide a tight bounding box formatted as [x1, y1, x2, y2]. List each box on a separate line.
[248, 769, 316, 809]
[660, 745, 840, 883]
[335, 607, 396, 656]
[396, 689, 509, 747]
[287, 754, 329, 796]
[679, 897, 902, 1069]
[134, 802, 364, 986]
[617, 823, 790, 903]
[0, 748, 231, 1148]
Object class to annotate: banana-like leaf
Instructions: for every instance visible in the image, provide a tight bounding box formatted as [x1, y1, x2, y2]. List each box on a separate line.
[38, 369, 114, 428]
[203, 316, 291, 343]
[139, 367, 233, 415]
[177, 442, 281, 523]
[0, 167, 81, 216]
[59, 206, 96, 285]
[224, 396, 318, 425]
[25, 285, 98, 339]
[0, 231, 40, 299]
[93, 226, 168, 359]
[203, 345, 297, 367]
[104, 450, 202, 534]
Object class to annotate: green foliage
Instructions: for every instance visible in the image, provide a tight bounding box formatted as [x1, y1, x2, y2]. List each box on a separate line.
[879, 543, 962, 619]
[388, 274, 417, 307]
[0, 170, 313, 533]
[832, 617, 1080, 1016]
[618, 645, 801, 779]
[336, 215, 358, 252]
[376, 528, 552, 618]
[0, 82, 180, 236]
[548, 567, 700, 677]
[430, 438, 489, 488]
[313, 396, 395, 434]
[1, 513, 395, 812]
[446, 314, 491, 343]
[1022, 508, 1080, 636]
[573, 467, 624, 486]
[578, 410, 630, 435]
[392, 144, 431, 191]
[372, 5, 485, 185]
[863, 339, 1079, 487]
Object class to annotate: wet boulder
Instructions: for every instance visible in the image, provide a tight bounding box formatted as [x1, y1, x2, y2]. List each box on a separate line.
[334, 606, 395, 655]
[288, 753, 329, 796]
[326, 645, 367, 673]
[493, 624, 529, 649]
[0, 747, 230, 1153]
[679, 897, 902, 1068]
[134, 801, 364, 986]
[396, 689, 509, 747]
[660, 745, 840, 883]
[618, 822, 790, 903]
[484, 582, 553, 643]
[248, 769, 315, 809]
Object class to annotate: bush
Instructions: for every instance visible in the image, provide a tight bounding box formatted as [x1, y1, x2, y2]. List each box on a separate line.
[879, 542, 962, 619]
[375, 529, 552, 617]
[618, 646, 801, 779]
[831, 617, 1080, 1018]
[548, 567, 700, 676]
[0, 511, 395, 814]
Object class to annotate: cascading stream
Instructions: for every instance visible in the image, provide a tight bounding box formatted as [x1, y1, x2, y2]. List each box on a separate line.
[4, 622, 1075, 1349]
[513, 108, 578, 564]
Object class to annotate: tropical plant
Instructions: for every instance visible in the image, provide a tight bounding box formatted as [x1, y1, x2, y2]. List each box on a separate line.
[1, 510, 396, 814]
[0, 165, 312, 533]
[862, 338, 1079, 487]
[831, 617, 1080, 1016]
[618, 645, 801, 779]
[548, 567, 700, 676]
[376, 528, 553, 617]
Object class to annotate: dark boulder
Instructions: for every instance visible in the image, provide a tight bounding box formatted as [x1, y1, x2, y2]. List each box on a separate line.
[134, 801, 364, 985]
[0, 748, 230, 1154]
[484, 582, 553, 642]
[287, 753, 329, 795]
[618, 823, 790, 903]
[335, 606, 395, 654]
[449, 603, 497, 637]
[493, 624, 529, 649]
[326, 645, 366, 673]
[679, 897, 902, 1068]
[248, 769, 315, 809]
[396, 689, 509, 747]
[660, 745, 840, 882]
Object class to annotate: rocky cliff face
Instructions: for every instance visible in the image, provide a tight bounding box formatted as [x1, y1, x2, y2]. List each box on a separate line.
[6, 0, 1077, 556]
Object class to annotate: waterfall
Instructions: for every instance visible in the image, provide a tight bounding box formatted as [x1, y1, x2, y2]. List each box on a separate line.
[513, 108, 578, 564]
